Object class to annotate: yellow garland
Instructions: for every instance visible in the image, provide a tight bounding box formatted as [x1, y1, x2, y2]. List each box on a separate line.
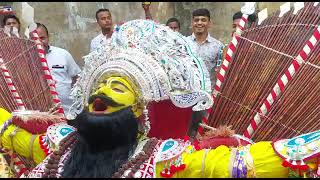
[155, 142, 289, 178]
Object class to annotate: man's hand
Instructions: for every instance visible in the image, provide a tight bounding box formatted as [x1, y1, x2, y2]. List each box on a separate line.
[142, 2, 153, 20]
[142, 2, 151, 11]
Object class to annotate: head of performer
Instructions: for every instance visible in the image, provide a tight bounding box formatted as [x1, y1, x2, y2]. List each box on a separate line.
[63, 75, 144, 177]
[71, 75, 143, 148]
[36, 23, 50, 54]
[3, 14, 20, 33]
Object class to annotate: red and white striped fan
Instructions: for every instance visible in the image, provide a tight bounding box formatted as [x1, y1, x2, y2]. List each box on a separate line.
[208, 2, 320, 142]
[0, 28, 67, 133]
[0, 29, 54, 112]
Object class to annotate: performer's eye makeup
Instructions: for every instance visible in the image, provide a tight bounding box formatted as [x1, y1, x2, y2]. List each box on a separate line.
[112, 87, 125, 93]
[110, 81, 133, 94]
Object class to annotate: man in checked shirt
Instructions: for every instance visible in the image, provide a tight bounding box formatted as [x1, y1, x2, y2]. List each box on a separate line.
[186, 8, 225, 88]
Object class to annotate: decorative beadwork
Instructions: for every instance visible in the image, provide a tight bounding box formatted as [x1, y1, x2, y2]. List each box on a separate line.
[42, 131, 77, 178]
[112, 138, 158, 178]
[143, 106, 151, 135]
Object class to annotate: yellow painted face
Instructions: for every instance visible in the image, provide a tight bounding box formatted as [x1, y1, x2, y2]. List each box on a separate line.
[88, 76, 142, 117]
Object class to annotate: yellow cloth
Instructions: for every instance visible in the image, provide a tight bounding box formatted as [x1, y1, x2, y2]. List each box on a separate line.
[156, 142, 289, 178]
[0, 108, 46, 164]
[0, 108, 11, 124]
[0, 108, 12, 177]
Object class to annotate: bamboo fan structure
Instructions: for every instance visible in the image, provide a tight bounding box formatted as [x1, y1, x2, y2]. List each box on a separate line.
[0, 28, 53, 112]
[209, 2, 320, 142]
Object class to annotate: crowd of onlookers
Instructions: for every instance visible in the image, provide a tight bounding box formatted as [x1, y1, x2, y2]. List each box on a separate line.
[1, 3, 256, 112]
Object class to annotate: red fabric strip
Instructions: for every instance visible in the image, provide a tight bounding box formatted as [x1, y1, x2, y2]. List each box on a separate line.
[284, 70, 292, 81]
[214, 85, 220, 92]
[229, 43, 236, 52]
[263, 100, 271, 111]
[250, 119, 258, 131]
[306, 40, 314, 50]
[299, 50, 307, 61]
[292, 60, 301, 71]
[277, 79, 285, 92]
[243, 130, 251, 139]
[241, 16, 248, 23]
[313, 29, 320, 40]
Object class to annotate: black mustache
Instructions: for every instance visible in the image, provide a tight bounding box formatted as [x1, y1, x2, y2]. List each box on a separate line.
[88, 94, 125, 107]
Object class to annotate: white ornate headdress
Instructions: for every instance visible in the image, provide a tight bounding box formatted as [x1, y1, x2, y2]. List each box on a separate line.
[67, 20, 213, 123]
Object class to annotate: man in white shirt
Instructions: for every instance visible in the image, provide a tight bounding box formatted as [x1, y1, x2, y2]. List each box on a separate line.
[36, 23, 81, 113]
[186, 8, 224, 87]
[90, 9, 113, 52]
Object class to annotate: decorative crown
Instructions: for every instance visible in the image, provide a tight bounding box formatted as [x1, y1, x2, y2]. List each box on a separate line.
[67, 20, 213, 120]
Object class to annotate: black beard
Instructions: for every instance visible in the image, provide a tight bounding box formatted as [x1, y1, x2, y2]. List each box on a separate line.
[62, 107, 139, 178]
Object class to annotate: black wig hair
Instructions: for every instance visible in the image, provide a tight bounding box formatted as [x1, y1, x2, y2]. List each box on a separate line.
[62, 107, 139, 178]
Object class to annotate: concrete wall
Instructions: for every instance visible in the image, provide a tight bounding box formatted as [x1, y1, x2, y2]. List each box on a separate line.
[173, 2, 284, 43]
[11, 2, 174, 67]
[3, 2, 284, 67]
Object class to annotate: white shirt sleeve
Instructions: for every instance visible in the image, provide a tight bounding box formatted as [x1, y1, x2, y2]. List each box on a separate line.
[90, 39, 95, 52]
[65, 51, 81, 77]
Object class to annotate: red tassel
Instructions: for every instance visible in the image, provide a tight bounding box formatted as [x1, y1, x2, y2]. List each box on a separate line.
[160, 169, 174, 178]
[282, 160, 291, 167]
[183, 135, 189, 142]
[57, 108, 64, 114]
[299, 164, 309, 171]
[170, 165, 177, 173]
[177, 164, 186, 171]
[160, 171, 168, 178]
[166, 173, 174, 178]
[198, 126, 204, 135]
[193, 140, 201, 151]
[291, 164, 299, 170]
